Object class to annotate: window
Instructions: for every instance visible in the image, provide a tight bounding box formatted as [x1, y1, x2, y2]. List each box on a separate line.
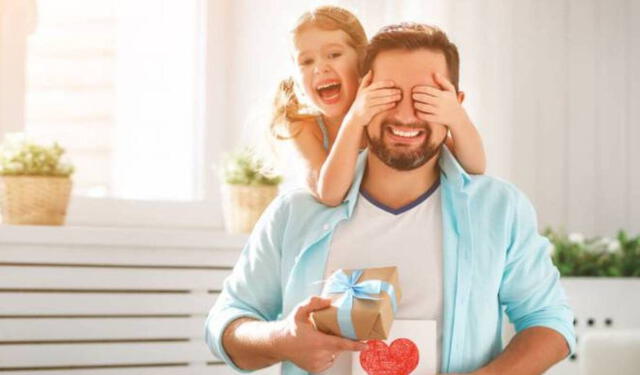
[24, 0, 204, 201]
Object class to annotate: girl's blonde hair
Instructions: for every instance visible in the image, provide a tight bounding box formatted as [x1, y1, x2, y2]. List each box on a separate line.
[270, 6, 368, 141]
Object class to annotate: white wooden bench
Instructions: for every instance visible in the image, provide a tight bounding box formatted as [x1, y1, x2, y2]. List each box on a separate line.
[0, 225, 278, 375]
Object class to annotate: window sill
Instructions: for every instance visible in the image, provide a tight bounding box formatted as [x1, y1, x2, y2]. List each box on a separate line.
[65, 196, 224, 229]
[0, 224, 248, 249]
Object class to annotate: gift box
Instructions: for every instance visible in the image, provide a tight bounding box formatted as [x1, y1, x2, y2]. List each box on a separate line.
[311, 266, 402, 340]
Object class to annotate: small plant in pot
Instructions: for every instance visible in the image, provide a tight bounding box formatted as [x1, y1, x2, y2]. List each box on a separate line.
[0, 133, 75, 225]
[219, 148, 282, 234]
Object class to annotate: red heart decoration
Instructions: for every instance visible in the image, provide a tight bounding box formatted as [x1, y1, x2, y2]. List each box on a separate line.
[359, 338, 419, 375]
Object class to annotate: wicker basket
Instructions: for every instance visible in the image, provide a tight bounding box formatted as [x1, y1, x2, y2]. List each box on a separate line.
[221, 183, 278, 234]
[0, 176, 72, 225]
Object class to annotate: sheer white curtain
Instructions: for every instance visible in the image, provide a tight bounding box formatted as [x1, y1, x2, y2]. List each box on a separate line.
[0, 0, 36, 139]
[112, 0, 203, 201]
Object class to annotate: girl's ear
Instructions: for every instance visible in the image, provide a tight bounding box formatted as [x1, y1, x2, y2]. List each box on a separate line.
[457, 91, 465, 104]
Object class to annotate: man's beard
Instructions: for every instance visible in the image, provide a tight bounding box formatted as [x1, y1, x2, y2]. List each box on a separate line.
[365, 121, 447, 171]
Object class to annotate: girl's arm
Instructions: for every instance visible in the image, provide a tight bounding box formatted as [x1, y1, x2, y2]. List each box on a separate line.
[444, 112, 486, 174]
[287, 118, 360, 207]
[286, 121, 329, 199]
[316, 118, 364, 206]
[413, 72, 486, 175]
[290, 71, 401, 206]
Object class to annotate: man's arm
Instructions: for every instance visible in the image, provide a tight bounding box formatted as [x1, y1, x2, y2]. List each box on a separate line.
[222, 317, 284, 371]
[222, 297, 367, 373]
[490, 189, 576, 375]
[204, 195, 288, 372]
[473, 327, 570, 375]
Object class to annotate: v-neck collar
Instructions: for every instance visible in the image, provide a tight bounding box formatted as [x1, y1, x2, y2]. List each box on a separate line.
[359, 178, 441, 215]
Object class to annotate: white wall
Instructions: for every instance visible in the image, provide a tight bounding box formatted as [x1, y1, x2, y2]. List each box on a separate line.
[445, 0, 640, 237]
[218, 0, 640, 237]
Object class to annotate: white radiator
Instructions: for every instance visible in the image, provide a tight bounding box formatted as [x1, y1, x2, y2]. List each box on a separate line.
[0, 225, 278, 375]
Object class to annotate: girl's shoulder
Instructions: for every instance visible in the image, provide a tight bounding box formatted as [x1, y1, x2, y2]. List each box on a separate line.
[290, 117, 324, 143]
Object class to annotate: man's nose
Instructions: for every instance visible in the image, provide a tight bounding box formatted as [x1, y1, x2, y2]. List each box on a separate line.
[392, 91, 419, 124]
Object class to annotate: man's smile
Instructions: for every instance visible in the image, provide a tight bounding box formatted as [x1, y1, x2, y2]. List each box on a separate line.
[384, 124, 428, 146]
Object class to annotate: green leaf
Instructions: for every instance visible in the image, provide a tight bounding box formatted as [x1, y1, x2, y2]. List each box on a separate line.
[546, 229, 640, 278]
[0, 134, 74, 177]
[220, 148, 282, 186]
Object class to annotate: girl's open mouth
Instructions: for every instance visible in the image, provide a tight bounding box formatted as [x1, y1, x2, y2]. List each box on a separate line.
[316, 81, 342, 105]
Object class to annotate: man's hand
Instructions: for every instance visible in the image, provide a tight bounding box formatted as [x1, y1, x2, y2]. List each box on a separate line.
[411, 72, 470, 129]
[345, 70, 401, 128]
[273, 296, 368, 373]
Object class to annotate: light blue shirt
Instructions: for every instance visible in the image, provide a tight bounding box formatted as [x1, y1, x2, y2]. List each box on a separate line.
[205, 147, 576, 374]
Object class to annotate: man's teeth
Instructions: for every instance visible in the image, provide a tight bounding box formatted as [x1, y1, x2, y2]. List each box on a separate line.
[390, 128, 421, 137]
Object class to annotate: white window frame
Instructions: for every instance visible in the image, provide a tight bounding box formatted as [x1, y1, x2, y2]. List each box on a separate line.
[0, 0, 232, 229]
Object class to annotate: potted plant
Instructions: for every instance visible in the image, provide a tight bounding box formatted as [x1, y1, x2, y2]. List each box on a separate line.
[547, 228, 640, 278]
[219, 148, 282, 234]
[0, 133, 74, 225]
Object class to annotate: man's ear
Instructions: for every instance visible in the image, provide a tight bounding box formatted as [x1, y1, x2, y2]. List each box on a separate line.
[457, 91, 465, 104]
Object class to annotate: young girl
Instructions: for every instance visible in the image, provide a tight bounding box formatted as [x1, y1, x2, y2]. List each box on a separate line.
[271, 6, 486, 206]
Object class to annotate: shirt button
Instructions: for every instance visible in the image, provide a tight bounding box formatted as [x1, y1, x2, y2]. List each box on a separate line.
[323, 224, 330, 231]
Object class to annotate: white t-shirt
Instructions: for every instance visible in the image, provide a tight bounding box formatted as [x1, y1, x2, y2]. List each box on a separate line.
[321, 182, 444, 374]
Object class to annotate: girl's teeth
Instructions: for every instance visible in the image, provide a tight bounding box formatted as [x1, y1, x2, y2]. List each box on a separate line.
[317, 83, 339, 90]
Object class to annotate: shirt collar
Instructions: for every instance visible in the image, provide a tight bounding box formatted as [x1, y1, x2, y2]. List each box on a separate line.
[438, 145, 471, 190]
[344, 146, 469, 217]
[344, 151, 368, 217]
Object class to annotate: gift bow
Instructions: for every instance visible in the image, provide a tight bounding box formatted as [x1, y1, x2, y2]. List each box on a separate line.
[325, 269, 398, 340]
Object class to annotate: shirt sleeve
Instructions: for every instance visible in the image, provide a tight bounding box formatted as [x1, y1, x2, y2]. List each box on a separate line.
[498, 190, 577, 356]
[204, 195, 289, 372]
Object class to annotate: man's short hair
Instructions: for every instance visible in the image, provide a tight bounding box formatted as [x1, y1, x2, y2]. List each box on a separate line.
[362, 23, 461, 91]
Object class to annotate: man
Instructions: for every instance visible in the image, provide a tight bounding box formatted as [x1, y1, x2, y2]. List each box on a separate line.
[205, 23, 575, 375]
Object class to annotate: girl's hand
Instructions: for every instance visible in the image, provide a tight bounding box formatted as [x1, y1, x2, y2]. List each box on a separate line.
[412, 72, 470, 129]
[345, 70, 401, 127]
